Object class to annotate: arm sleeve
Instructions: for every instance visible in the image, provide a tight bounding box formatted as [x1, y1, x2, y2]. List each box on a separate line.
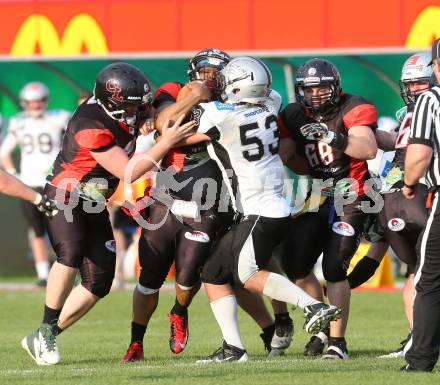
[75, 128, 115, 152]
[409, 93, 435, 147]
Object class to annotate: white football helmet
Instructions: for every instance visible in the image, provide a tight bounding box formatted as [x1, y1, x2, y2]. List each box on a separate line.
[400, 52, 432, 105]
[218, 56, 272, 104]
[19, 81, 50, 117]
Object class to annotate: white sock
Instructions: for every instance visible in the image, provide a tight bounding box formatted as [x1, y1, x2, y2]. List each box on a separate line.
[262, 272, 320, 309]
[35, 261, 49, 280]
[210, 295, 244, 349]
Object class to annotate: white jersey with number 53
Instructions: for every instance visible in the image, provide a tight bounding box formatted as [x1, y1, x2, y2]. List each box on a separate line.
[195, 90, 290, 218]
[0, 110, 70, 187]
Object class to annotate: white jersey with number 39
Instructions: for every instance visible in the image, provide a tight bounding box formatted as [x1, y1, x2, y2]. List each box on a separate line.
[195, 90, 290, 218]
[0, 110, 70, 187]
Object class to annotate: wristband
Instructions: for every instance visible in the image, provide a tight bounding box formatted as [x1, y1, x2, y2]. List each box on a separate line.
[403, 181, 418, 190]
[33, 192, 43, 205]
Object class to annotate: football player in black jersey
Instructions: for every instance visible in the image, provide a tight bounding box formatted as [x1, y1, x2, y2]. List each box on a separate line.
[122, 49, 293, 362]
[21, 62, 195, 366]
[278, 58, 378, 359]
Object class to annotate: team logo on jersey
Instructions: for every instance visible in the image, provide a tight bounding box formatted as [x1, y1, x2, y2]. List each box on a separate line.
[105, 240, 117, 252]
[332, 221, 355, 236]
[184, 231, 210, 243]
[214, 101, 234, 111]
[191, 105, 205, 126]
[388, 218, 405, 232]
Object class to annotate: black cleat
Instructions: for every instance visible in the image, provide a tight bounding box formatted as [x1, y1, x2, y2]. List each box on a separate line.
[197, 341, 248, 363]
[303, 303, 341, 334]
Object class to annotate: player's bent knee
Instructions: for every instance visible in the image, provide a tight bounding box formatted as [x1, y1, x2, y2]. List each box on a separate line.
[176, 283, 194, 291]
[83, 272, 114, 298]
[136, 283, 160, 295]
[139, 270, 165, 291]
[323, 268, 347, 283]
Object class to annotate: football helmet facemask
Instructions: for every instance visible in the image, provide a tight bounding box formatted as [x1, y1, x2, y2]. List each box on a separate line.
[93, 62, 153, 128]
[217, 56, 272, 104]
[188, 48, 230, 87]
[295, 58, 341, 114]
[400, 52, 433, 106]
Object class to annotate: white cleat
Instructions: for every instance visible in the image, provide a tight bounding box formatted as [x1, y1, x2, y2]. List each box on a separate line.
[21, 323, 60, 365]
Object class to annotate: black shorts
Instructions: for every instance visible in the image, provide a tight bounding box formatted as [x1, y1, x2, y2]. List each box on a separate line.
[44, 184, 116, 297]
[21, 186, 46, 237]
[138, 201, 223, 289]
[202, 215, 291, 286]
[275, 197, 368, 283]
[378, 185, 428, 272]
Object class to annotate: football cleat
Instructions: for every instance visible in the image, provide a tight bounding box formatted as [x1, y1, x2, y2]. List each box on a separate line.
[322, 339, 349, 360]
[378, 332, 411, 358]
[21, 323, 60, 365]
[303, 303, 341, 334]
[304, 331, 328, 357]
[121, 341, 144, 363]
[168, 313, 189, 354]
[268, 316, 293, 357]
[197, 341, 248, 363]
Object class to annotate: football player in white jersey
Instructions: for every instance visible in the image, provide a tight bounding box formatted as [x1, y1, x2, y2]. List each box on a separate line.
[179, 56, 341, 362]
[0, 82, 70, 286]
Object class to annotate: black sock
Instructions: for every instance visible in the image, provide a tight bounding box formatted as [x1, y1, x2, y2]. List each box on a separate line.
[170, 298, 188, 316]
[262, 324, 275, 338]
[55, 325, 63, 335]
[328, 336, 346, 347]
[42, 305, 61, 325]
[274, 312, 291, 323]
[347, 256, 380, 289]
[131, 322, 147, 344]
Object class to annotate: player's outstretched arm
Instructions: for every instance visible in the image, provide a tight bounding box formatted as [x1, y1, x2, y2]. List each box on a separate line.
[0, 169, 39, 203]
[155, 82, 211, 131]
[279, 138, 310, 175]
[91, 115, 196, 183]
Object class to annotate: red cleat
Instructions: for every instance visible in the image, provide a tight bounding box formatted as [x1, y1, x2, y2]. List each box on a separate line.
[121, 341, 144, 363]
[168, 313, 189, 354]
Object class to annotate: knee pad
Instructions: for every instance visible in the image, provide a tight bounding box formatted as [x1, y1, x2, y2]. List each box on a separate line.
[323, 267, 347, 283]
[139, 269, 164, 291]
[82, 270, 115, 298]
[136, 283, 160, 295]
[55, 241, 84, 268]
[176, 283, 194, 291]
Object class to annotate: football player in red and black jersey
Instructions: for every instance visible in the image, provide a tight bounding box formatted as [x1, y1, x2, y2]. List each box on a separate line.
[21, 62, 195, 366]
[121, 49, 292, 363]
[278, 58, 378, 359]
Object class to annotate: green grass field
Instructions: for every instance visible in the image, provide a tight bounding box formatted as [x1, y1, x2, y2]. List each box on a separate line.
[0, 288, 438, 385]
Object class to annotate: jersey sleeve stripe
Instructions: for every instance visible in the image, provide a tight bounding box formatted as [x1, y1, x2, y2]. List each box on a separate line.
[342, 104, 378, 129]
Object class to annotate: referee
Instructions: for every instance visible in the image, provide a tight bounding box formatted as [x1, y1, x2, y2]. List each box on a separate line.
[402, 38, 440, 372]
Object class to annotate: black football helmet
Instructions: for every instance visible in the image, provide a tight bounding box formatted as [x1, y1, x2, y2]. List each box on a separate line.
[93, 62, 153, 127]
[295, 58, 342, 114]
[187, 48, 231, 85]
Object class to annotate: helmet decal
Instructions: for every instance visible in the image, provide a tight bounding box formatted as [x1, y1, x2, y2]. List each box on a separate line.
[105, 79, 123, 102]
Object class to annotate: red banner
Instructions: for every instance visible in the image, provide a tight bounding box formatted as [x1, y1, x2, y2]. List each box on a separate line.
[0, 0, 438, 56]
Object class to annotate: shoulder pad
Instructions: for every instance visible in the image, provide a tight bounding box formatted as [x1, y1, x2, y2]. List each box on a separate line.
[154, 82, 183, 99]
[213, 101, 235, 111]
[395, 106, 407, 123]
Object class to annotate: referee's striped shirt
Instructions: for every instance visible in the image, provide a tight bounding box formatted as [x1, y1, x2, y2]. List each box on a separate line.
[409, 85, 440, 188]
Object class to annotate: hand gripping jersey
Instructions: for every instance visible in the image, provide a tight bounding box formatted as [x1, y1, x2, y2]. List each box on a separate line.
[46, 97, 138, 201]
[195, 90, 291, 218]
[0, 110, 70, 187]
[153, 82, 223, 207]
[279, 94, 377, 196]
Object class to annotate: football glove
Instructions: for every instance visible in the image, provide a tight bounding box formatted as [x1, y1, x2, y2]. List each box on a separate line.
[300, 122, 348, 151]
[35, 194, 59, 219]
